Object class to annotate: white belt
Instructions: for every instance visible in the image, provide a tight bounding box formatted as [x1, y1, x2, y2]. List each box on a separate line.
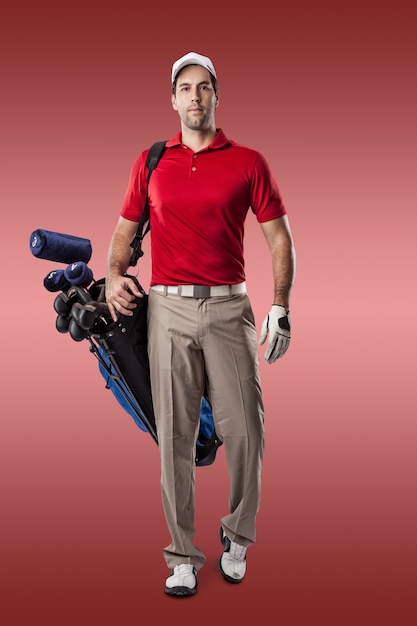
[151, 282, 246, 298]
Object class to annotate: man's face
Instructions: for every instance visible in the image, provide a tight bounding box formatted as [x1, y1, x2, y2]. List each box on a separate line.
[171, 65, 218, 131]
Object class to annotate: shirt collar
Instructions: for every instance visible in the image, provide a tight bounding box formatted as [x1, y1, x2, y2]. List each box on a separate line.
[165, 128, 232, 151]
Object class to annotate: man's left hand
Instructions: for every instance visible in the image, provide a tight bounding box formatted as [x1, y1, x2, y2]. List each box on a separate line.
[259, 305, 291, 363]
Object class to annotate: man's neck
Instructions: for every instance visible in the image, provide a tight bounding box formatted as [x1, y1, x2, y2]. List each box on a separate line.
[180, 126, 217, 153]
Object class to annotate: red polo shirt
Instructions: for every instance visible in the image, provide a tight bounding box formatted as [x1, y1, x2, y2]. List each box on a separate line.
[120, 129, 286, 286]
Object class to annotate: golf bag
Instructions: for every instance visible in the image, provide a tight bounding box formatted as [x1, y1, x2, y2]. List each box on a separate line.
[50, 272, 222, 466]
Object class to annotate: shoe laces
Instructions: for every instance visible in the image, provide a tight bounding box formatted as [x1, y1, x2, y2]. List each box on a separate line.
[174, 564, 194, 575]
[230, 541, 247, 561]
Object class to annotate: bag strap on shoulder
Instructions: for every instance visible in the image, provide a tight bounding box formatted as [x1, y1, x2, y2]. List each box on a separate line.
[129, 140, 167, 267]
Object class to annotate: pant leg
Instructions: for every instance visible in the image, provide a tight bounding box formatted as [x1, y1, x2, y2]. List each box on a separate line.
[201, 294, 265, 547]
[147, 290, 206, 570]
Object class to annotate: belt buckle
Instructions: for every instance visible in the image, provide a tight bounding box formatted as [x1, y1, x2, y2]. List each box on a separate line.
[193, 285, 211, 298]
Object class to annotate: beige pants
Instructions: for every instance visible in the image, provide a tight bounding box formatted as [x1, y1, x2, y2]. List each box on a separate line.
[147, 290, 265, 570]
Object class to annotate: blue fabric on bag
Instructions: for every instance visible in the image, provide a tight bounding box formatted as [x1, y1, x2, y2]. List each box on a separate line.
[198, 396, 215, 439]
[30, 229, 92, 264]
[98, 348, 149, 432]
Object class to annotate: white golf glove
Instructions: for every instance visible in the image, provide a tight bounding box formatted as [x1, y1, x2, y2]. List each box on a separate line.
[259, 305, 291, 363]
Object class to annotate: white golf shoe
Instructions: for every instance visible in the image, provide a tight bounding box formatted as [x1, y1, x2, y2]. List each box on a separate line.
[218, 527, 247, 583]
[164, 563, 197, 596]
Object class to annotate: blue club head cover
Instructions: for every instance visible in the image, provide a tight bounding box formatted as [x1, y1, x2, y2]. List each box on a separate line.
[64, 261, 94, 287]
[43, 270, 71, 292]
[30, 229, 92, 264]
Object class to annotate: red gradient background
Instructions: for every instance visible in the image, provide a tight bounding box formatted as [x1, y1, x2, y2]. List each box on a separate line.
[1, 2, 416, 625]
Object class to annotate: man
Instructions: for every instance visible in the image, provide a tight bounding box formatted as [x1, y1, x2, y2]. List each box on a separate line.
[105, 52, 295, 596]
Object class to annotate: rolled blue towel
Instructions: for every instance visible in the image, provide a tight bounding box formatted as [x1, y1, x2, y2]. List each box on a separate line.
[64, 261, 94, 286]
[43, 269, 71, 292]
[30, 229, 92, 264]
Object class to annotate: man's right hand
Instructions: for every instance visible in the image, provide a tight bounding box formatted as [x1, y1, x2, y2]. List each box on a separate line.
[105, 274, 143, 322]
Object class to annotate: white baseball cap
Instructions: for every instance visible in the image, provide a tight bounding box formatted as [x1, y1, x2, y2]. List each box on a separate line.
[171, 52, 217, 84]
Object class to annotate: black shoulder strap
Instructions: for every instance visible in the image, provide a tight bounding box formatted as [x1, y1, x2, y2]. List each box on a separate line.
[129, 140, 167, 267]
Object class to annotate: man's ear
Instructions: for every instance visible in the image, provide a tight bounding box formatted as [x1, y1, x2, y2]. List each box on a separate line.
[171, 94, 178, 111]
[215, 94, 219, 108]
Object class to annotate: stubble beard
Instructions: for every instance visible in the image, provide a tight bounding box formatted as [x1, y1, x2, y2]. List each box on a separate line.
[184, 109, 214, 131]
